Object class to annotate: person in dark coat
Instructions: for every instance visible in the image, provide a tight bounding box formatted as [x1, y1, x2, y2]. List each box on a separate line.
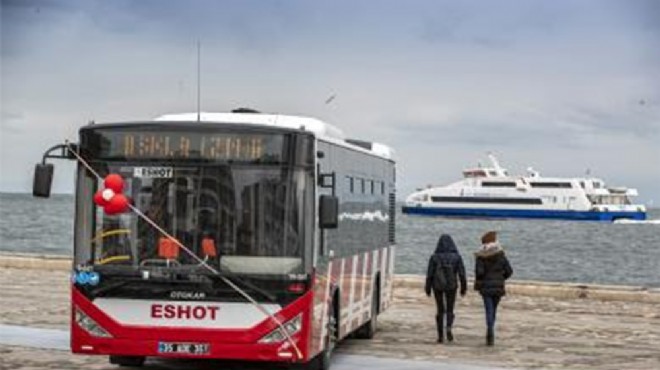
[425, 234, 467, 343]
[474, 231, 513, 346]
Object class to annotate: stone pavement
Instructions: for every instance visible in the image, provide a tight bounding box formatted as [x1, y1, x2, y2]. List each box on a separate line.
[0, 324, 506, 370]
[1, 267, 660, 369]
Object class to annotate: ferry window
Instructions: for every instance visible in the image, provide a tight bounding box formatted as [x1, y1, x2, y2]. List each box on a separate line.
[346, 176, 354, 193]
[381, 182, 385, 194]
[488, 171, 497, 176]
[531, 182, 572, 188]
[542, 195, 558, 203]
[464, 170, 487, 178]
[431, 196, 543, 205]
[370, 180, 375, 194]
[580, 181, 585, 188]
[360, 178, 365, 194]
[482, 181, 516, 187]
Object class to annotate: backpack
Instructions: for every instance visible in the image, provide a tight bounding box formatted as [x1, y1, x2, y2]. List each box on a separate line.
[432, 256, 455, 290]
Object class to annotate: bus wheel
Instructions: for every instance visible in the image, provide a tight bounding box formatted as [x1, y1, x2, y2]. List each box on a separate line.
[109, 355, 145, 367]
[354, 286, 379, 339]
[307, 299, 338, 370]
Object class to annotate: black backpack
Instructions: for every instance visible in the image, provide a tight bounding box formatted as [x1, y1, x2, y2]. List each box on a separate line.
[433, 256, 454, 290]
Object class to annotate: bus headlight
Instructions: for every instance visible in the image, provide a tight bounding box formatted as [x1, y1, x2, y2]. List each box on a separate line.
[75, 308, 112, 338]
[259, 314, 302, 344]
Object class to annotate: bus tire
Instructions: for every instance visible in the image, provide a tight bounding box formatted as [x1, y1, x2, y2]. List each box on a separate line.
[307, 296, 338, 370]
[109, 355, 145, 367]
[354, 282, 379, 339]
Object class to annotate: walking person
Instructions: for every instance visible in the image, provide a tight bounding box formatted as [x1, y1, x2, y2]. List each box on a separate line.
[474, 231, 513, 346]
[425, 234, 467, 343]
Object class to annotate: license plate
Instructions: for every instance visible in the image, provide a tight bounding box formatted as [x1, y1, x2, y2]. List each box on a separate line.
[158, 342, 209, 355]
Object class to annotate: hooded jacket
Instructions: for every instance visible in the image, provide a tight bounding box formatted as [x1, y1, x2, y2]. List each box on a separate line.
[425, 234, 467, 294]
[474, 244, 513, 296]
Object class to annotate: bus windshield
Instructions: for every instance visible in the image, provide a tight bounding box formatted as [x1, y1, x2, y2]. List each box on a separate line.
[75, 163, 313, 275]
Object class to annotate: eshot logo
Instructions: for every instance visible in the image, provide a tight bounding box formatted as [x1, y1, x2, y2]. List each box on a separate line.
[151, 304, 220, 320]
[133, 167, 173, 178]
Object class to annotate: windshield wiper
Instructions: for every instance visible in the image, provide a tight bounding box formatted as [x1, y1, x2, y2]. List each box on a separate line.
[90, 279, 134, 297]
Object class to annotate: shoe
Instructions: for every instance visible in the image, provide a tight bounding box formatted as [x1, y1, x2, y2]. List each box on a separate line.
[446, 328, 453, 342]
[486, 328, 494, 346]
[436, 315, 444, 343]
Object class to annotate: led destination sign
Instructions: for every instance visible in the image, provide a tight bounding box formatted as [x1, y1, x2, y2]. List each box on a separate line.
[83, 130, 286, 162]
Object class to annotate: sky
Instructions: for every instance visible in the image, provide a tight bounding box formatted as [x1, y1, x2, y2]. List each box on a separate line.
[1, 0, 659, 205]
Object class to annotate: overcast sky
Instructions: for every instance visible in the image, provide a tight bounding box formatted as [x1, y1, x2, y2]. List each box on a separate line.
[2, 0, 659, 205]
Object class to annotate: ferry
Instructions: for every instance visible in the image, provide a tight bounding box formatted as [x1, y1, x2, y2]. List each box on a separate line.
[402, 154, 646, 221]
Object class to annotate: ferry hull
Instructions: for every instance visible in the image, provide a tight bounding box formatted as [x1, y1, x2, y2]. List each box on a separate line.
[401, 206, 646, 221]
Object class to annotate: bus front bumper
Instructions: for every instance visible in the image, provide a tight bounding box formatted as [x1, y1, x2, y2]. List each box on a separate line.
[72, 335, 305, 362]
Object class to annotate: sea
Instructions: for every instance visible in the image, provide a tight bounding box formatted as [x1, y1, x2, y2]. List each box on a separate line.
[1, 193, 659, 287]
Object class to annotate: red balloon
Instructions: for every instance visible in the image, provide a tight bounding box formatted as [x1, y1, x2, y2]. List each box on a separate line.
[93, 190, 108, 207]
[105, 194, 130, 215]
[104, 174, 124, 193]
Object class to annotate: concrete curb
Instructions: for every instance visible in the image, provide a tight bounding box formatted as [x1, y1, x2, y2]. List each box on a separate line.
[0, 253, 71, 271]
[395, 274, 660, 304]
[1, 254, 659, 303]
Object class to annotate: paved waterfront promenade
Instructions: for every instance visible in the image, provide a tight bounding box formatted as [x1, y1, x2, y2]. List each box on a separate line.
[1, 254, 659, 369]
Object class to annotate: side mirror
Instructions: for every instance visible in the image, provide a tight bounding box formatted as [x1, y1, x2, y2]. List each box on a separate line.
[319, 195, 339, 229]
[33, 163, 54, 198]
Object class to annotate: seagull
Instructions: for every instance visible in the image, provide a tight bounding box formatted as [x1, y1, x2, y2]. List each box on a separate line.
[325, 94, 336, 105]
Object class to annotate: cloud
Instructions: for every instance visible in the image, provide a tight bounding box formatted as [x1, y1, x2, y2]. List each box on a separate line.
[638, 0, 660, 31]
[566, 103, 660, 139]
[1, 0, 659, 203]
[0, 110, 25, 134]
[417, 1, 569, 49]
[383, 116, 579, 150]
[382, 99, 659, 152]
[1, 0, 77, 10]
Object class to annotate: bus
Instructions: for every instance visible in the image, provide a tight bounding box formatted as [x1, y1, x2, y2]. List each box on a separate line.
[33, 110, 396, 369]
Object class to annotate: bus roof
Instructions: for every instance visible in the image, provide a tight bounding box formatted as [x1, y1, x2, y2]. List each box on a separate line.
[155, 112, 344, 139]
[154, 112, 394, 160]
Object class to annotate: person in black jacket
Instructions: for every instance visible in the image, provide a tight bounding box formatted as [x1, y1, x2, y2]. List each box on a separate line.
[474, 231, 513, 346]
[425, 234, 467, 343]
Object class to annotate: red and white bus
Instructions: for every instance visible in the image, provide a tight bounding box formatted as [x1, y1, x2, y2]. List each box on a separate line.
[34, 110, 396, 369]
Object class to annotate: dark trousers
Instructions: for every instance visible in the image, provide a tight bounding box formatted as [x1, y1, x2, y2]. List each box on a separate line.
[482, 294, 501, 331]
[433, 289, 457, 328]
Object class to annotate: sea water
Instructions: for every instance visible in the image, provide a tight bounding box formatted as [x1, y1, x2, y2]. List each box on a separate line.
[1, 193, 659, 287]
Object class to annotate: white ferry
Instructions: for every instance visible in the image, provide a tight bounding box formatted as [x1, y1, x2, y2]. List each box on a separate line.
[402, 154, 646, 221]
